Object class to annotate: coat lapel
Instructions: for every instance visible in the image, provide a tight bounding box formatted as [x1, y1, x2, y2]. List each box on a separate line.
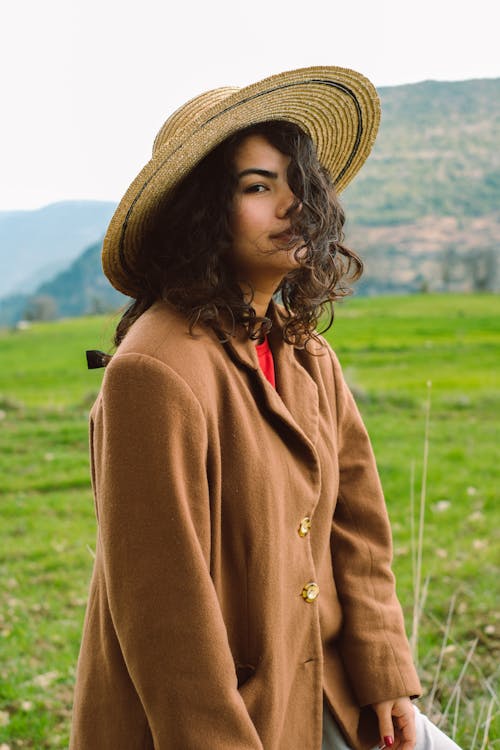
[216, 301, 320, 457]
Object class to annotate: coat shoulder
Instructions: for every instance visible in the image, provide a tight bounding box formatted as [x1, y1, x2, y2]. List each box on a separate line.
[117, 301, 216, 359]
[107, 301, 230, 405]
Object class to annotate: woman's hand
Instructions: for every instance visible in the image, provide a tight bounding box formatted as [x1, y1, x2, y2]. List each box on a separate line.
[371, 696, 416, 750]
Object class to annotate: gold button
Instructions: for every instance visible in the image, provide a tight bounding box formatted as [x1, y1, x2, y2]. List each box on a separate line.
[298, 517, 311, 537]
[301, 582, 320, 602]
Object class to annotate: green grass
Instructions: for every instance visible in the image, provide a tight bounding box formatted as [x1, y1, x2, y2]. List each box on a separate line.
[327, 294, 500, 745]
[0, 294, 498, 747]
[0, 312, 121, 408]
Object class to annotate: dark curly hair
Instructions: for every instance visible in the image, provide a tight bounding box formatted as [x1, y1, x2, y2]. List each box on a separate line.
[113, 120, 362, 348]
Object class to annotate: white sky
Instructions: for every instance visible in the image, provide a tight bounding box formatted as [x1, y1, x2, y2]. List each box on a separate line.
[2, 0, 499, 211]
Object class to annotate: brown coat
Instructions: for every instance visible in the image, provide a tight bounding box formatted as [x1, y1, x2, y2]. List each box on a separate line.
[70, 300, 421, 750]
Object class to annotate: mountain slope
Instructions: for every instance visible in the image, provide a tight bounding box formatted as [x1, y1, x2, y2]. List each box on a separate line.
[0, 241, 127, 326]
[343, 77, 500, 224]
[342, 78, 500, 292]
[35, 241, 127, 318]
[0, 201, 116, 297]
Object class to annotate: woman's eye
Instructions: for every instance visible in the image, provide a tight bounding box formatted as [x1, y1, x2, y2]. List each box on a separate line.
[243, 184, 268, 194]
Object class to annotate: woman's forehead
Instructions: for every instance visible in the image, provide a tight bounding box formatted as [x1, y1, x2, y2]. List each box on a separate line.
[233, 134, 291, 172]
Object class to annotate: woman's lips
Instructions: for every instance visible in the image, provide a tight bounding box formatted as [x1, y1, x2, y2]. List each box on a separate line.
[270, 230, 295, 242]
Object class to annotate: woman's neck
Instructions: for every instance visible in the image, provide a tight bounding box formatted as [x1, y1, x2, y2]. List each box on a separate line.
[238, 275, 282, 320]
[250, 289, 273, 319]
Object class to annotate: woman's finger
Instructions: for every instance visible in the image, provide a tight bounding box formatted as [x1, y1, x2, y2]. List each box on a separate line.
[371, 702, 395, 748]
[392, 703, 416, 750]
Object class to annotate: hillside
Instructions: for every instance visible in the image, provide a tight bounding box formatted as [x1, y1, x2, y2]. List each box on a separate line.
[35, 241, 127, 318]
[0, 242, 127, 326]
[344, 78, 500, 223]
[342, 78, 500, 293]
[0, 201, 116, 298]
[0, 78, 498, 324]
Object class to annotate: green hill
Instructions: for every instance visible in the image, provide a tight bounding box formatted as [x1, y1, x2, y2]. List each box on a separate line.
[343, 78, 500, 294]
[0, 242, 128, 326]
[344, 78, 500, 223]
[35, 241, 126, 318]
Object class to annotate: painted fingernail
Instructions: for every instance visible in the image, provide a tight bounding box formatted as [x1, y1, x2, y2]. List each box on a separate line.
[384, 737, 394, 747]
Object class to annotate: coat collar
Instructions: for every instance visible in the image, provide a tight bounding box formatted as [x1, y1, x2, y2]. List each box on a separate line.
[216, 300, 320, 459]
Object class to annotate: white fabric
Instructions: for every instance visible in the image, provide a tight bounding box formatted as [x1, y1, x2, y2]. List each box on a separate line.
[322, 700, 463, 750]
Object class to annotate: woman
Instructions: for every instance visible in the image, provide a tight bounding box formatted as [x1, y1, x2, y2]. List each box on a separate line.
[71, 67, 461, 750]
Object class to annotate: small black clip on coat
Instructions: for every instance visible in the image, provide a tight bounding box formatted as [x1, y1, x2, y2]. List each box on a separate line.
[86, 350, 109, 369]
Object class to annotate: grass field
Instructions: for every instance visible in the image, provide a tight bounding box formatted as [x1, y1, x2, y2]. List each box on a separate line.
[0, 293, 498, 747]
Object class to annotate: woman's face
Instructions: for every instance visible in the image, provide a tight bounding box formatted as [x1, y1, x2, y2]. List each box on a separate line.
[229, 134, 304, 287]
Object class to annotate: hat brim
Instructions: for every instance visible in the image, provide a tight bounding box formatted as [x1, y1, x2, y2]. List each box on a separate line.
[103, 66, 381, 297]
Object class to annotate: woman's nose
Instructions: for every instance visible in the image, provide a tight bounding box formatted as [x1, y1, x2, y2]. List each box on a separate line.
[276, 186, 301, 218]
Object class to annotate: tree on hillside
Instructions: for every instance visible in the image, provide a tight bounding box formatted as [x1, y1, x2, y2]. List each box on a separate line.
[24, 295, 57, 321]
[440, 246, 462, 291]
[464, 248, 497, 292]
[87, 293, 117, 315]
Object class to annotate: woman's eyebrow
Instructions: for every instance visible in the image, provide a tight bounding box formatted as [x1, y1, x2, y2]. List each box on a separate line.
[237, 168, 278, 179]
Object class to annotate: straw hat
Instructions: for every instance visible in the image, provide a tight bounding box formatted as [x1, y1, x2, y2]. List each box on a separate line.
[103, 66, 381, 297]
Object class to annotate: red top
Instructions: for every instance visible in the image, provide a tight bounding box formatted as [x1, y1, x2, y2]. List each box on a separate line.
[255, 336, 276, 388]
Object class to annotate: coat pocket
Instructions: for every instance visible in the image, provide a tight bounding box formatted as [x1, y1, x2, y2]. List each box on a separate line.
[235, 662, 256, 689]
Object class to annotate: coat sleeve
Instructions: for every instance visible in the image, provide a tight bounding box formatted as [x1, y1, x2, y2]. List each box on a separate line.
[94, 352, 263, 749]
[328, 349, 422, 707]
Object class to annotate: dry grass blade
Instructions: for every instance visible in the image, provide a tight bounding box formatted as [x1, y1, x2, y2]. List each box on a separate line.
[417, 575, 430, 639]
[410, 458, 416, 598]
[426, 610, 499, 718]
[440, 637, 479, 725]
[479, 695, 495, 750]
[452, 684, 460, 740]
[470, 700, 486, 749]
[411, 381, 432, 664]
[426, 594, 457, 714]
